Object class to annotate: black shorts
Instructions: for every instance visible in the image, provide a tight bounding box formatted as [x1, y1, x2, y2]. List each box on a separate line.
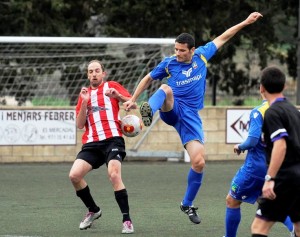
[256, 164, 300, 223]
[76, 137, 126, 169]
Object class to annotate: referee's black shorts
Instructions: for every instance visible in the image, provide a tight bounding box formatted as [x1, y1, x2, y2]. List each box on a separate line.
[256, 163, 300, 223]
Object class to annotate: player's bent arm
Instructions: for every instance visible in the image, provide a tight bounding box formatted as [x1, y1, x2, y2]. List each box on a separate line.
[266, 138, 287, 178]
[118, 94, 138, 109]
[76, 101, 88, 129]
[131, 74, 153, 102]
[213, 12, 263, 49]
[118, 93, 131, 103]
[123, 74, 153, 111]
[105, 88, 133, 103]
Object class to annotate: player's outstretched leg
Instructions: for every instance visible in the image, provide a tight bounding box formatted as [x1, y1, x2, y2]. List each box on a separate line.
[140, 102, 153, 127]
[79, 209, 102, 230]
[180, 202, 201, 224]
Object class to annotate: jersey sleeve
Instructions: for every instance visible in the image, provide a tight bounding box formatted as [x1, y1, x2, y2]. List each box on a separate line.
[75, 95, 82, 117]
[265, 109, 288, 142]
[248, 109, 264, 139]
[108, 81, 132, 98]
[238, 136, 259, 151]
[194, 41, 218, 61]
[238, 109, 263, 150]
[150, 57, 171, 80]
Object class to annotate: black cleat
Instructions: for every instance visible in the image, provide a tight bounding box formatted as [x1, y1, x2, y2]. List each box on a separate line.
[180, 203, 201, 224]
[140, 102, 153, 127]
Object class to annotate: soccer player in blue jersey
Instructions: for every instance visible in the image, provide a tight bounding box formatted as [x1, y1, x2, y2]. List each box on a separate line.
[223, 98, 294, 237]
[250, 66, 300, 237]
[124, 12, 263, 224]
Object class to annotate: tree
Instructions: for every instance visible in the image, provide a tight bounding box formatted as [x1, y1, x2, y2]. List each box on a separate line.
[0, 0, 298, 105]
[95, 0, 298, 105]
[0, 0, 93, 36]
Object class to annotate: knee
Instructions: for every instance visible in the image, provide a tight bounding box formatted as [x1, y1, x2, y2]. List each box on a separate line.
[226, 194, 240, 208]
[251, 217, 269, 235]
[251, 220, 259, 234]
[69, 171, 81, 184]
[160, 84, 172, 94]
[108, 170, 121, 184]
[192, 157, 205, 172]
[225, 194, 232, 207]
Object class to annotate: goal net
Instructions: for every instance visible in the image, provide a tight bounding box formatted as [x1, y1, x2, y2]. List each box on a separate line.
[0, 37, 174, 106]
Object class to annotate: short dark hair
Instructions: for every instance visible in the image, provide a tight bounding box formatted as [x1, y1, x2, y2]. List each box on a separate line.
[175, 33, 195, 49]
[260, 66, 285, 93]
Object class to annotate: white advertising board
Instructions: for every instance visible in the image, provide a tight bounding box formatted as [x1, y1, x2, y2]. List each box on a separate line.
[226, 109, 251, 144]
[0, 109, 76, 145]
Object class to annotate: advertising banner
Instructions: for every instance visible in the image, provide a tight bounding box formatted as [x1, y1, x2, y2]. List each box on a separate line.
[0, 109, 76, 145]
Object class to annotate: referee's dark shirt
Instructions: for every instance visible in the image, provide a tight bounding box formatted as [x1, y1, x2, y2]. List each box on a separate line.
[262, 98, 300, 167]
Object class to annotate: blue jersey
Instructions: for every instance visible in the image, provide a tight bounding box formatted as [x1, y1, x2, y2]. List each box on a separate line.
[228, 101, 269, 204]
[150, 41, 217, 110]
[242, 101, 269, 178]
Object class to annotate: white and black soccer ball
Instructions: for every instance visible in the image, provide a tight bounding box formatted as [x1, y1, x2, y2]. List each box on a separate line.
[121, 114, 142, 137]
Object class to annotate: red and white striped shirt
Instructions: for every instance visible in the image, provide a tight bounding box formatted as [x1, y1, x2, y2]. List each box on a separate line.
[76, 81, 131, 144]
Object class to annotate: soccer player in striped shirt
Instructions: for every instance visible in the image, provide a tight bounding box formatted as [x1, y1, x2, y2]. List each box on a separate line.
[69, 60, 135, 234]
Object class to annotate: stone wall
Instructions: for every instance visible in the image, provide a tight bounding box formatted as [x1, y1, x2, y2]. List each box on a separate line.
[0, 106, 252, 163]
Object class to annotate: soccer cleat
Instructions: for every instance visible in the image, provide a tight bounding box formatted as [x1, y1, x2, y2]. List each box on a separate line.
[140, 102, 153, 127]
[122, 220, 134, 234]
[180, 203, 201, 224]
[79, 210, 102, 230]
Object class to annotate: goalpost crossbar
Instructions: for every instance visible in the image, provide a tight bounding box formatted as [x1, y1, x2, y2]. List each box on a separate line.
[0, 36, 175, 45]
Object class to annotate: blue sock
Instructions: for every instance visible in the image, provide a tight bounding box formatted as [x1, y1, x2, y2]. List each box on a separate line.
[225, 207, 241, 237]
[182, 168, 203, 206]
[283, 216, 293, 232]
[148, 89, 166, 114]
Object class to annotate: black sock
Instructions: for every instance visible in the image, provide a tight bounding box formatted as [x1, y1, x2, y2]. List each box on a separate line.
[252, 234, 267, 237]
[76, 185, 100, 213]
[115, 189, 131, 222]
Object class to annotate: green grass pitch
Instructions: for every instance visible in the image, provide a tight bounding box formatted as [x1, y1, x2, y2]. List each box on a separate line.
[0, 161, 290, 237]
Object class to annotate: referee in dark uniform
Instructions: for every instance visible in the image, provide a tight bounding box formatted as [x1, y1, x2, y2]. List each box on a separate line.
[251, 66, 300, 237]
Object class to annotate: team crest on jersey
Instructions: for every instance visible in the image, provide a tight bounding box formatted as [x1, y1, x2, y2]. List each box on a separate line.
[192, 61, 198, 69]
[182, 68, 192, 77]
[87, 106, 108, 115]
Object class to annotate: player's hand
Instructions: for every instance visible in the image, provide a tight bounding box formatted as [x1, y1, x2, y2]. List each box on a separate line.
[123, 99, 136, 112]
[245, 12, 263, 25]
[233, 144, 242, 155]
[80, 87, 89, 101]
[105, 88, 119, 98]
[262, 181, 276, 200]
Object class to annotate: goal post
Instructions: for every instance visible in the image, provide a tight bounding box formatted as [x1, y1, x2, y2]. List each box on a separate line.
[0, 36, 175, 106]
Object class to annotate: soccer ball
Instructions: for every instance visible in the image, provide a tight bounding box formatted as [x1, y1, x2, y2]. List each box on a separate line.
[121, 114, 142, 137]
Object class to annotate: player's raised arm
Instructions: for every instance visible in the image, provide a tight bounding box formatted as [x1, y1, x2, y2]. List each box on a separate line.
[213, 12, 263, 49]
